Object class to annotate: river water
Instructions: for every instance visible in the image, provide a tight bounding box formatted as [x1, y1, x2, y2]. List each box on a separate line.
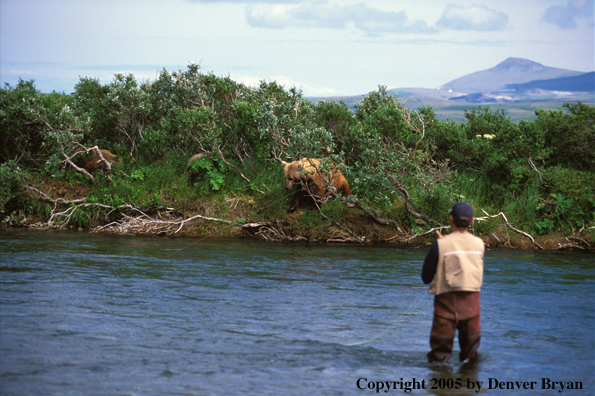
[0, 229, 593, 395]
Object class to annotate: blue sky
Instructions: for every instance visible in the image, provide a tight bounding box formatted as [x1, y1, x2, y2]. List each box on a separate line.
[1, 0, 593, 96]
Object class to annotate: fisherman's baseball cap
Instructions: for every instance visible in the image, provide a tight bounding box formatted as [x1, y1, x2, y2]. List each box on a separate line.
[449, 202, 474, 222]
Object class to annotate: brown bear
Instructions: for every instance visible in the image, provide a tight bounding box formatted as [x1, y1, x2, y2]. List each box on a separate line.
[281, 158, 351, 209]
[187, 153, 209, 167]
[80, 149, 122, 172]
[185, 153, 211, 177]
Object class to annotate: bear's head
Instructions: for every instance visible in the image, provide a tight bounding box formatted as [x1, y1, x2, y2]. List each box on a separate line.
[281, 159, 322, 190]
[281, 160, 301, 190]
[110, 154, 123, 167]
[101, 150, 122, 169]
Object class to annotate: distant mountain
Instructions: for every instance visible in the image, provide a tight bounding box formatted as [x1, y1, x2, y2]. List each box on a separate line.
[505, 72, 595, 92]
[437, 58, 585, 93]
[307, 57, 594, 120]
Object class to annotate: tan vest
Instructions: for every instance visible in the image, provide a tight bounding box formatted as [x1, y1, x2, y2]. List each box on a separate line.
[429, 231, 485, 295]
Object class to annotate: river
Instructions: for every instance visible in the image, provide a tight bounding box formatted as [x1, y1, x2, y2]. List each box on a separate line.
[0, 229, 593, 395]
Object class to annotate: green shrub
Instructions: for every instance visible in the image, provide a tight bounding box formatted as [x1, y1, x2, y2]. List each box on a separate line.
[0, 161, 27, 212]
[535, 102, 595, 171]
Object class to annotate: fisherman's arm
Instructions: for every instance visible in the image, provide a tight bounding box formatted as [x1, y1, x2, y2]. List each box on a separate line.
[421, 241, 439, 284]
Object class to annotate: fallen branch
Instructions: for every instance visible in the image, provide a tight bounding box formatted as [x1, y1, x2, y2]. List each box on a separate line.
[242, 221, 306, 242]
[25, 184, 102, 229]
[254, 223, 288, 241]
[174, 214, 232, 233]
[566, 236, 591, 249]
[92, 211, 233, 236]
[25, 185, 178, 231]
[476, 209, 544, 250]
[553, 242, 586, 251]
[396, 225, 451, 244]
[327, 238, 364, 243]
[565, 220, 591, 249]
[48, 202, 112, 230]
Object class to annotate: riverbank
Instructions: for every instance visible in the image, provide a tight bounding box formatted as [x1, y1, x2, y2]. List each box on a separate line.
[1, 174, 593, 252]
[2, 186, 592, 252]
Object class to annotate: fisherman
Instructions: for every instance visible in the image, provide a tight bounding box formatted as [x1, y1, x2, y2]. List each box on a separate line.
[421, 202, 485, 364]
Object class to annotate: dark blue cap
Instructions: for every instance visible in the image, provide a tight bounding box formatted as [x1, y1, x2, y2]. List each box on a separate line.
[449, 202, 473, 222]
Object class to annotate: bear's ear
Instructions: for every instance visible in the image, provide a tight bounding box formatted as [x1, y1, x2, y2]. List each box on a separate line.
[281, 161, 289, 167]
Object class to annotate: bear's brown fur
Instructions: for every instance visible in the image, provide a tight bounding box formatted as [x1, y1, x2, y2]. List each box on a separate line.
[187, 153, 209, 167]
[80, 149, 121, 173]
[281, 158, 351, 209]
[185, 153, 211, 177]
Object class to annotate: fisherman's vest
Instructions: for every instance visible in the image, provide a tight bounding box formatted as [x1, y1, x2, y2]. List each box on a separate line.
[429, 231, 485, 295]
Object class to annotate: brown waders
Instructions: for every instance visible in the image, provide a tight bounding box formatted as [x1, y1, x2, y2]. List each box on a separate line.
[428, 291, 481, 363]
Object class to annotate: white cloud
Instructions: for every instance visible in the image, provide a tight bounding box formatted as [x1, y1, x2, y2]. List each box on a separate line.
[435, 4, 509, 31]
[347, 4, 435, 35]
[245, 3, 512, 34]
[542, 0, 594, 29]
[246, 3, 436, 34]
